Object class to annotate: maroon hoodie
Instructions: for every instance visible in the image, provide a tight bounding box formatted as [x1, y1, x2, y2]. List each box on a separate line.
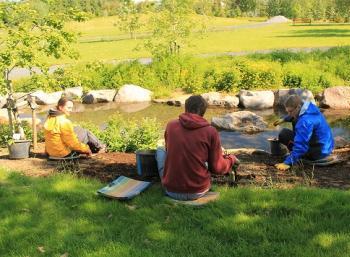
[162, 112, 236, 194]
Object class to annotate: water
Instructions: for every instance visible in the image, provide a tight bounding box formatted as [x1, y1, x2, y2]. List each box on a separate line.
[25, 102, 350, 152]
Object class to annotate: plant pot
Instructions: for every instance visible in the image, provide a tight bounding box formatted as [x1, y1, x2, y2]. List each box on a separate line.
[268, 138, 284, 156]
[135, 149, 158, 177]
[8, 140, 31, 159]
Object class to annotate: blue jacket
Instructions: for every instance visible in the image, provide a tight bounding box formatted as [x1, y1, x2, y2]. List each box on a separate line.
[284, 102, 334, 165]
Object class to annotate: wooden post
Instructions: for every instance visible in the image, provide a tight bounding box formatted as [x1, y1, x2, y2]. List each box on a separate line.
[4, 69, 14, 136]
[30, 96, 38, 151]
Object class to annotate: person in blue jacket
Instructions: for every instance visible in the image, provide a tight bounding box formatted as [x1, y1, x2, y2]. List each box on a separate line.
[274, 94, 334, 171]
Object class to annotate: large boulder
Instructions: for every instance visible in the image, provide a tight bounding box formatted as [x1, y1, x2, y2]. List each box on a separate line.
[31, 90, 63, 105]
[0, 108, 8, 123]
[320, 86, 350, 109]
[82, 89, 117, 104]
[274, 89, 314, 107]
[201, 92, 239, 107]
[114, 84, 152, 103]
[64, 86, 83, 99]
[0, 96, 7, 108]
[239, 90, 274, 109]
[211, 111, 267, 133]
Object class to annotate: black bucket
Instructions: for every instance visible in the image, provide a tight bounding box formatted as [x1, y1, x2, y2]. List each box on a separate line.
[8, 140, 31, 159]
[268, 138, 284, 156]
[135, 150, 158, 177]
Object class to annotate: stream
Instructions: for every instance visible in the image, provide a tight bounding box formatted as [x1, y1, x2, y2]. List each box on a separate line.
[21, 102, 350, 152]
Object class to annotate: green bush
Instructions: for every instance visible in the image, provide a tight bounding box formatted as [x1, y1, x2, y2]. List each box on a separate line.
[12, 47, 350, 96]
[215, 70, 241, 92]
[0, 121, 44, 147]
[99, 114, 160, 153]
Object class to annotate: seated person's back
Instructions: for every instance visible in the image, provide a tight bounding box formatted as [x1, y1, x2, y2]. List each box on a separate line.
[162, 95, 237, 198]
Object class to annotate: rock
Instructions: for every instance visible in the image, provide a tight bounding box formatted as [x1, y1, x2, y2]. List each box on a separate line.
[239, 90, 274, 109]
[64, 86, 83, 99]
[201, 92, 239, 107]
[114, 84, 152, 103]
[223, 95, 240, 108]
[20, 117, 42, 126]
[0, 96, 7, 108]
[274, 89, 314, 107]
[0, 108, 9, 123]
[31, 90, 63, 105]
[266, 16, 291, 23]
[13, 92, 28, 101]
[334, 136, 350, 148]
[82, 89, 117, 104]
[320, 86, 350, 109]
[166, 95, 191, 106]
[211, 111, 267, 133]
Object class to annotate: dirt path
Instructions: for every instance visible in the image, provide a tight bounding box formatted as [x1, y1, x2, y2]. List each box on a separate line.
[1, 143, 349, 189]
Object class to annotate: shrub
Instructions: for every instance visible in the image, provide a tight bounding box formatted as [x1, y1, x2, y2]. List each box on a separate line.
[99, 114, 161, 153]
[0, 121, 43, 147]
[215, 70, 241, 92]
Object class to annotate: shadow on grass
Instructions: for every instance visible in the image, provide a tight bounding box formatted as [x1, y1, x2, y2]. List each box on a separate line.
[1, 171, 350, 257]
[292, 23, 350, 27]
[277, 29, 350, 38]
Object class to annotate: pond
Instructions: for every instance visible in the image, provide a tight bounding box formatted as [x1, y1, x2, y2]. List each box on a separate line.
[26, 102, 350, 152]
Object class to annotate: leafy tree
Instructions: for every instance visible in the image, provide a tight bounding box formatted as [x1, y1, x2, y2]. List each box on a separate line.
[144, 0, 199, 58]
[116, 0, 142, 39]
[0, 2, 83, 86]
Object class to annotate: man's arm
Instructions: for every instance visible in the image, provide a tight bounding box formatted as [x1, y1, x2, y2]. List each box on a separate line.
[208, 130, 237, 174]
[284, 119, 313, 165]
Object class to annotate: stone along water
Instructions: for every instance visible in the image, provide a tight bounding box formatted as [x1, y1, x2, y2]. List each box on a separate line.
[28, 102, 350, 152]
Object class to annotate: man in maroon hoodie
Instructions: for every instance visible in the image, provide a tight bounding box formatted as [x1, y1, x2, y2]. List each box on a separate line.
[160, 95, 238, 201]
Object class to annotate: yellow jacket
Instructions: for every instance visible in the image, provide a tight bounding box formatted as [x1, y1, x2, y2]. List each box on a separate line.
[44, 114, 90, 157]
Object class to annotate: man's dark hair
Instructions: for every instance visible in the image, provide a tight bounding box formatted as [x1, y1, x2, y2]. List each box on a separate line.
[185, 95, 208, 116]
[284, 94, 302, 109]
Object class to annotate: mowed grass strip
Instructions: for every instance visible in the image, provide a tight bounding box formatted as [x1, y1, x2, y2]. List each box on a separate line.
[0, 169, 350, 257]
[56, 21, 350, 64]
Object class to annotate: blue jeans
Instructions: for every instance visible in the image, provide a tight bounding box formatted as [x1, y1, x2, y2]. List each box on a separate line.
[155, 147, 209, 201]
[155, 147, 166, 179]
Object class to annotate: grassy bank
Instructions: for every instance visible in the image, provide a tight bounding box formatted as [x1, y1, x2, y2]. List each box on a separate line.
[55, 16, 350, 64]
[14, 47, 350, 98]
[0, 169, 350, 257]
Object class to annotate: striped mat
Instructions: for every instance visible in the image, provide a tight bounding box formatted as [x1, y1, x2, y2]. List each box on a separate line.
[98, 176, 151, 200]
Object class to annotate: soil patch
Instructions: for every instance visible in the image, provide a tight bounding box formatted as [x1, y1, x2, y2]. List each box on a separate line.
[0, 143, 349, 189]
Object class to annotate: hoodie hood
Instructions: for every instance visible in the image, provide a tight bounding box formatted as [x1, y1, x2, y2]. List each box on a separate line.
[299, 102, 320, 117]
[44, 109, 66, 133]
[179, 113, 210, 130]
[48, 108, 64, 117]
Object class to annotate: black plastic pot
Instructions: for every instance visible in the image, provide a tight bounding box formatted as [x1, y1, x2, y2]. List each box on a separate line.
[268, 138, 284, 156]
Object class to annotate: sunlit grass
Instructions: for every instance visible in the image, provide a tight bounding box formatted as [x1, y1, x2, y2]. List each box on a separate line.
[52, 21, 350, 65]
[1, 168, 350, 257]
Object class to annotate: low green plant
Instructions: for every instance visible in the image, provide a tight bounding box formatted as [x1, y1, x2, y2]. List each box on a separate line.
[0, 121, 43, 147]
[82, 114, 161, 153]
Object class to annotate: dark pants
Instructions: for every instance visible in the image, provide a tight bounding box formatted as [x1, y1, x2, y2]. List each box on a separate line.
[73, 126, 105, 153]
[278, 128, 323, 161]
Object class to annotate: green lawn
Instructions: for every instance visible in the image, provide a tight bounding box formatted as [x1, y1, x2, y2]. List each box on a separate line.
[57, 21, 350, 65]
[1, 169, 350, 257]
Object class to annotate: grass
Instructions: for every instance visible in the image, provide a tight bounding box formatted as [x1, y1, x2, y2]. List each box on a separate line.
[55, 20, 350, 65]
[1, 168, 350, 257]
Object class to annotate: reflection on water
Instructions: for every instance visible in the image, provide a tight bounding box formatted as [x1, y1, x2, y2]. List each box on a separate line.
[21, 102, 350, 152]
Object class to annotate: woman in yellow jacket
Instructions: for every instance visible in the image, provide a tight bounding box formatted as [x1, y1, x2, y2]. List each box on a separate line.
[44, 97, 104, 158]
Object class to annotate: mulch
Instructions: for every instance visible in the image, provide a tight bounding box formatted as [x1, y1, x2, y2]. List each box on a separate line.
[0, 143, 349, 189]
